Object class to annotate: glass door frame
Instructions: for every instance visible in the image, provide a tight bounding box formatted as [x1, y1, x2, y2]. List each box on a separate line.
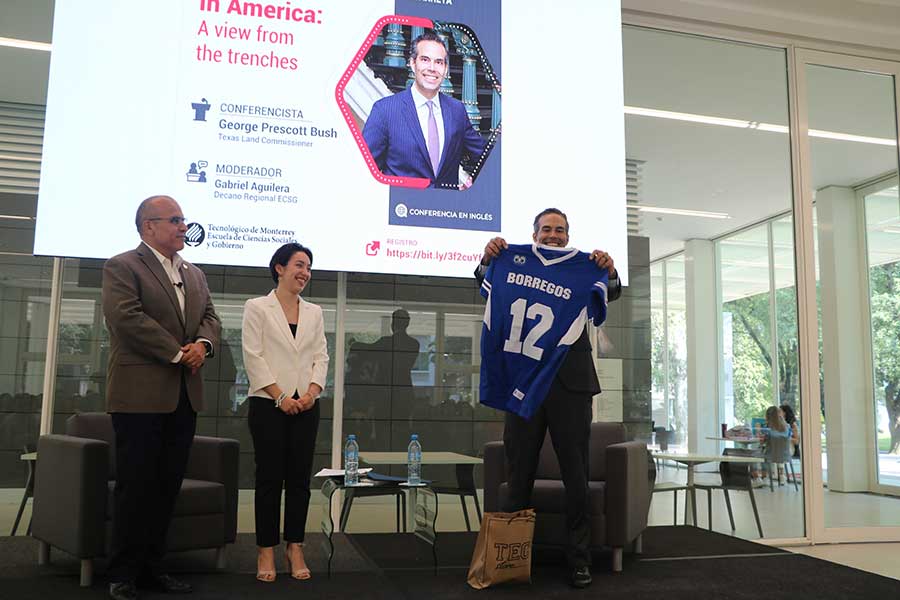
[792, 47, 900, 544]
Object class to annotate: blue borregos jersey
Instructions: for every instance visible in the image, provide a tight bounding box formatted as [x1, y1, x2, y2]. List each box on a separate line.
[479, 244, 609, 419]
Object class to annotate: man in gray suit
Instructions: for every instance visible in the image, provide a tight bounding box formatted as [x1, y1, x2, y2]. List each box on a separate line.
[102, 195, 220, 600]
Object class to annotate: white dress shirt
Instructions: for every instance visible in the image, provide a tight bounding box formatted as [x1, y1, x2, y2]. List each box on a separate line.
[411, 85, 444, 165]
[146, 244, 211, 363]
[147, 244, 185, 314]
[146, 245, 185, 364]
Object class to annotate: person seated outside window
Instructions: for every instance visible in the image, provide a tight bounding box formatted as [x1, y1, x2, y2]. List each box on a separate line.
[780, 404, 801, 459]
[762, 406, 792, 484]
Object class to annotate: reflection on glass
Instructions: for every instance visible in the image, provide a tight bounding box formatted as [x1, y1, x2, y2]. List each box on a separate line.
[773, 217, 800, 412]
[651, 257, 687, 450]
[651, 262, 666, 429]
[0, 252, 53, 509]
[720, 227, 773, 429]
[666, 257, 687, 449]
[341, 296, 490, 518]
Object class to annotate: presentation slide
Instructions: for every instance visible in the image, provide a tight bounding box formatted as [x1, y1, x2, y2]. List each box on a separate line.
[34, 0, 626, 281]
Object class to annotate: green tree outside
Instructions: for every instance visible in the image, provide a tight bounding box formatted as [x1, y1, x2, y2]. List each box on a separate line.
[869, 262, 900, 454]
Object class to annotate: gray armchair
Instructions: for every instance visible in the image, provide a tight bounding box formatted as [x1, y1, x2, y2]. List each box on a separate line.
[483, 422, 651, 572]
[31, 412, 240, 586]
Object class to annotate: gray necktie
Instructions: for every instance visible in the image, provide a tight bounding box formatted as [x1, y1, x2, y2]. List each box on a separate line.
[426, 100, 440, 175]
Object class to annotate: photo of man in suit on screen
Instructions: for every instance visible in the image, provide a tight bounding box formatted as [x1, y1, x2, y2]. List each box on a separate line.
[362, 31, 487, 190]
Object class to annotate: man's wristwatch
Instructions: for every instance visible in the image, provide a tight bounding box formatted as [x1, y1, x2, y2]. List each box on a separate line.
[200, 341, 212, 357]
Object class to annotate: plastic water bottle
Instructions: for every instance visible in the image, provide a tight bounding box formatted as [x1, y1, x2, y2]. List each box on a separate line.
[344, 434, 359, 486]
[407, 434, 422, 485]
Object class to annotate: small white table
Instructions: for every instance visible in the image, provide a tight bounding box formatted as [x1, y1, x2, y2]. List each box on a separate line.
[359, 452, 482, 531]
[652, 452, 763, 526]
[359, 451, 483, 466]
[706, 436, 762, 448]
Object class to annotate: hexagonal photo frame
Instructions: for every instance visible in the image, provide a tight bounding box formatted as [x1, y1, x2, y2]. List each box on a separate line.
[337, 16, 501, 191]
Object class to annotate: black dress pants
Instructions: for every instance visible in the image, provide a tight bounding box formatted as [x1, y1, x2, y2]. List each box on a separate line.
[248, 396, 320, 547]
[502, 383, 592, 568]
[108, 383, 197, 583]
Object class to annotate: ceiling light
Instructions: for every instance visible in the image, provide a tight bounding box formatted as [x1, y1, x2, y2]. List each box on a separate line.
[625, 106, 789, 133]
[638, 205, 731, 219]
[808, 129, 896, 147]
[625, 106, 896, 147]
[0, 214, 34, 221]
[0, 37, 52, 51]
[883, 226, 900, 234]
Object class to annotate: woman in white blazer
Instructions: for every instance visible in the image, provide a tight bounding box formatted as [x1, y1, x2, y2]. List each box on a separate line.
[242, 243, 329, 582]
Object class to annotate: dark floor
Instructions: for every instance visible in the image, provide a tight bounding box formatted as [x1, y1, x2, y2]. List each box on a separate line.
[1, 527, 897, 599]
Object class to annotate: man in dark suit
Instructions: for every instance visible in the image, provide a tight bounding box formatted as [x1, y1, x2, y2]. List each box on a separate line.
[371, 309, 420, 389]
[475, 208, 620, 589]
[102, 195, 220, 600]
[363, 31, 486, 190]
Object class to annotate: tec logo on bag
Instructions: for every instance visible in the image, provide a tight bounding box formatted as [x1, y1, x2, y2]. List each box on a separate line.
[493, 541, 531, 569]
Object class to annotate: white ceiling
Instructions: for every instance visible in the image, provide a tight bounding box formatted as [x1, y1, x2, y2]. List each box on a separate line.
[623, 0, 900, 52]
[623, 26, 900, 260]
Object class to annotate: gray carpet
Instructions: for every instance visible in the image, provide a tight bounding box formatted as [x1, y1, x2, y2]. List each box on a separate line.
[1, 528, 898, 599]
[0, 532, 371, 579]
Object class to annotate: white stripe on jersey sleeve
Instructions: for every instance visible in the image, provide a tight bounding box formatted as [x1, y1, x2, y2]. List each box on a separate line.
[558, 306, 588, 346]
[594, 281, 609, 306]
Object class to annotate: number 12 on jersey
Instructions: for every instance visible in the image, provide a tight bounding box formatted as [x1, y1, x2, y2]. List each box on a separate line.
[502, 298, 554, 360]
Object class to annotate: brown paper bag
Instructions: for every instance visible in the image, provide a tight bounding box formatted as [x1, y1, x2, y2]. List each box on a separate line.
[466, 509, 535, 589]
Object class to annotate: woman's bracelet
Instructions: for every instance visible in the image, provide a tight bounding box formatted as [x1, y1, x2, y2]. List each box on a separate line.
[275, 391, 288, 408]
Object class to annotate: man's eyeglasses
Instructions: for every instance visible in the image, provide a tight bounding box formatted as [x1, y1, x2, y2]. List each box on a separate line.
[145, 216, 187, 225]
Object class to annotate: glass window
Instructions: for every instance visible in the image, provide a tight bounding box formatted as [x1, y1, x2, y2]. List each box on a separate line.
[626, 25, 801, 538]
[0, 251, 52, 491]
